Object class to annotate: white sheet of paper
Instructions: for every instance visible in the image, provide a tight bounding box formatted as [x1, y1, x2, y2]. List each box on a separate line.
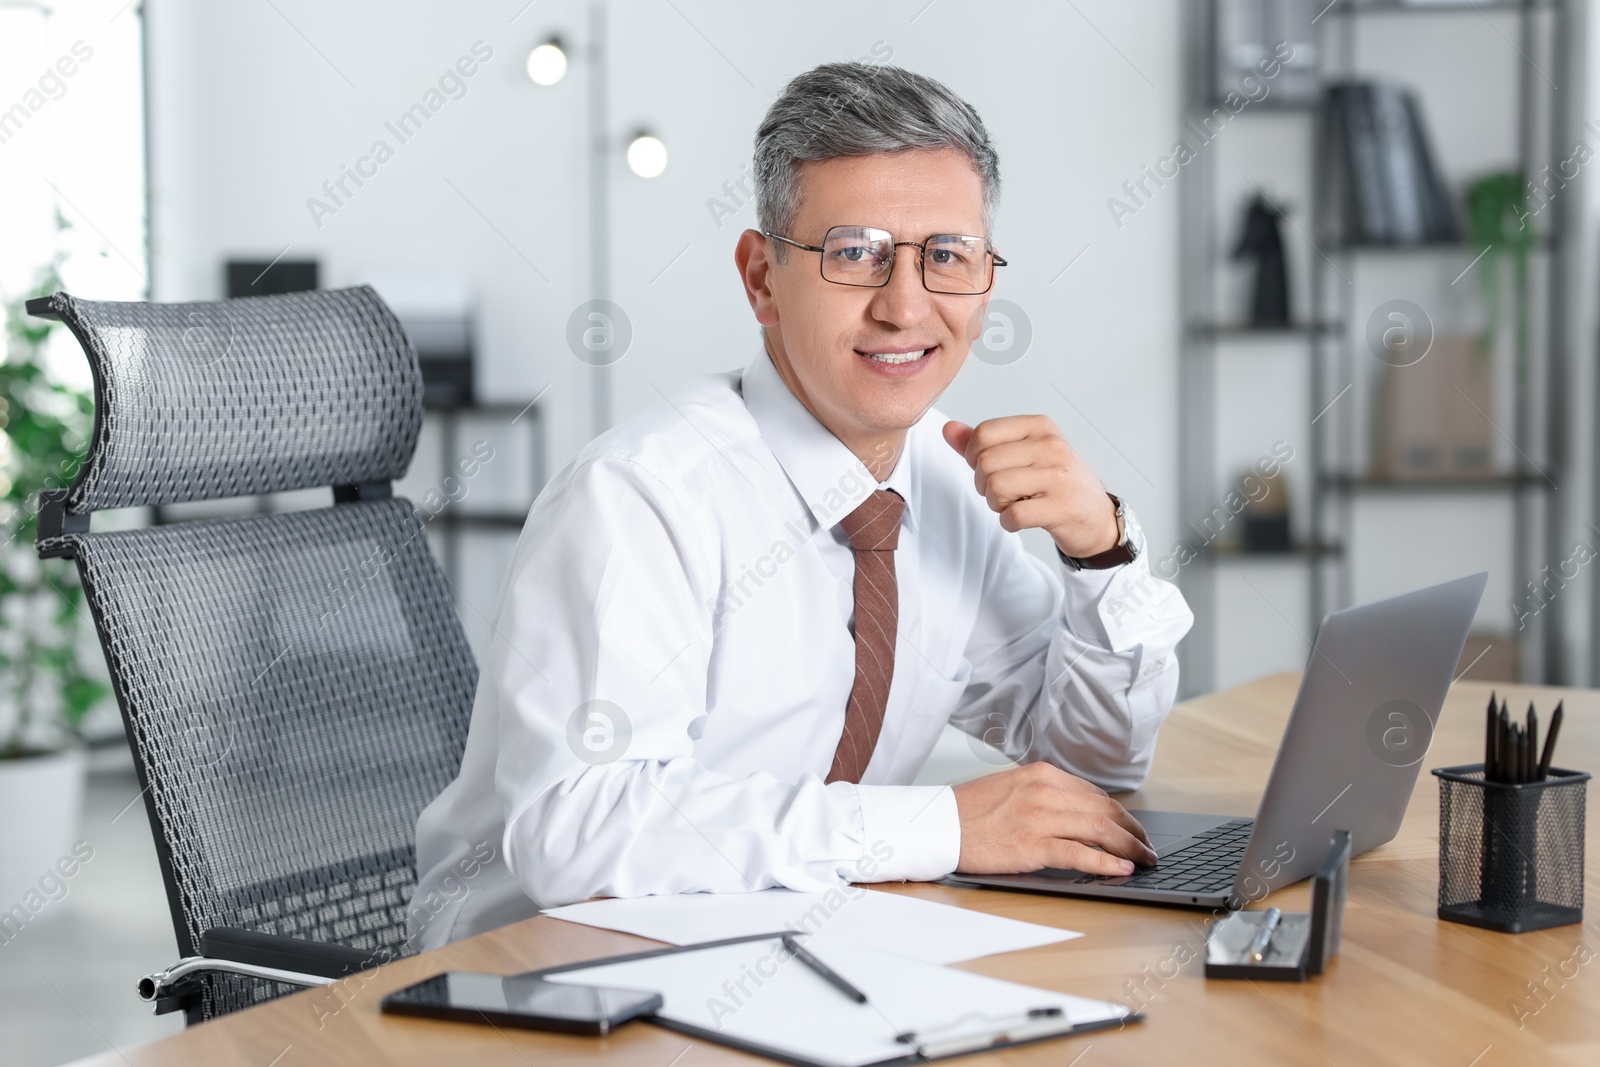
[542, 887, 1080, 965]
[544, 937, 1128, 1067]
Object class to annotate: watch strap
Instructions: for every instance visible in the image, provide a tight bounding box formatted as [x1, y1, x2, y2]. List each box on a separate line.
[1058, 493, 1137, 571]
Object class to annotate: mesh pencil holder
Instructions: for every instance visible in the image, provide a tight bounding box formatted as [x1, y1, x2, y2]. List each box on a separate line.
[1433, 763, 1590, 934]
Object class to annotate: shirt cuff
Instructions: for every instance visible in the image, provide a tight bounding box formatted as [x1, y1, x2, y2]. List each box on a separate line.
[1057, 562, 1121, 648]
[850, 784, 960, 882]
[1097, 551, 1186, 654]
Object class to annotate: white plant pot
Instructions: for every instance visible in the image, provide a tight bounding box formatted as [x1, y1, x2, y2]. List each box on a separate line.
[0, 746, 88, 920]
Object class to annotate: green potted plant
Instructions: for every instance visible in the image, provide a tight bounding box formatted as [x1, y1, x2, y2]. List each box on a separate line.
[1464, 170, 1535, 358]
[0, 254, 111, 912]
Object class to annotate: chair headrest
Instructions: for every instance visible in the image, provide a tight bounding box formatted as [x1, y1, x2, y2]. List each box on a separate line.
[30, 285, 423, 511]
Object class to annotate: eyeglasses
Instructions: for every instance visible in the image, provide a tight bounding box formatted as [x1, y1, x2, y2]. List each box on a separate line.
[763, 225, 1007, 295]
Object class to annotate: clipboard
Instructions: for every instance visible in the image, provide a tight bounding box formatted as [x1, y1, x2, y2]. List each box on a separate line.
[528, 931, 1138, 1067]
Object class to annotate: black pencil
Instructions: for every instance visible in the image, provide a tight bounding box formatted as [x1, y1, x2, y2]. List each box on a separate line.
[1497, 703, 1511, 783]
[1519, 724, 1531, 784]
[1527, 705, 1538, 783]
[1538, 702, 1563, 780]
[1485, 693, 1498, 780]
[1497, 716, 1510, 783]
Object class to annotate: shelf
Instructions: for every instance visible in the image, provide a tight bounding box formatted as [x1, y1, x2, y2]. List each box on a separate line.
[1188, 321, 1342, 339]
[423, 402, 542, 418]
[1330, 234, 1556, 254]
[1202, 540, 1343, 560]
[1325, 1, 1554, 15]
[1320, 472, 1553, 493]
[1180, 0, 1569, 692]
[425, 511, 529, 529]
[1204, 98, 1321, 115]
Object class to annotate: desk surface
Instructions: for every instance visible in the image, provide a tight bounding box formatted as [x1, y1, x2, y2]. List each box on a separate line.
[67, 674, 1599, 1067]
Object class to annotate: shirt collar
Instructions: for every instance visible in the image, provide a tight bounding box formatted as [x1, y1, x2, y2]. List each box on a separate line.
[741, 347, 920, 534]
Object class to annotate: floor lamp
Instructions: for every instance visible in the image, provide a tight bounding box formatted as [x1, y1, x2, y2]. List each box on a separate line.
[526, 2, 668, 440]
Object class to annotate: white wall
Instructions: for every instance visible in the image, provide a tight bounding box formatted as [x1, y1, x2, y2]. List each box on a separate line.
[145, 0, 1185, 654]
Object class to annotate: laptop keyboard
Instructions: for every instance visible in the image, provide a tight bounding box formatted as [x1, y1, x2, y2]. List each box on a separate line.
[1113, 818, 1255, 893]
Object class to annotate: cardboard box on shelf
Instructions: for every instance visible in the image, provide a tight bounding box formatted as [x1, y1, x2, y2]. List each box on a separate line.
[1372, 335, 1494, 480]
[1242, 470, 1291, 552]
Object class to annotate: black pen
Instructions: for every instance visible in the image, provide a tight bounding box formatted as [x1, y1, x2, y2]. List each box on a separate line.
[1538, 701, 1564, 780]
[781, 934, 867, 1004]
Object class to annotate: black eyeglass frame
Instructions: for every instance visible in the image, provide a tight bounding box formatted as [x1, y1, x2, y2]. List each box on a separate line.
[763, 226, 1008, 295]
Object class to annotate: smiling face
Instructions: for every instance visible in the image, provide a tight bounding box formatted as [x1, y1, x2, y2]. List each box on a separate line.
[735, 147, 993, 473]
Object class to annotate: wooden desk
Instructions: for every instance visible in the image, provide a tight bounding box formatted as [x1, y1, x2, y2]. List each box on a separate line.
[67, 674, 1598, 1066]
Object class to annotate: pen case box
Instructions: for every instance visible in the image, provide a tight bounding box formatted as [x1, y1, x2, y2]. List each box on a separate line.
[1203, 911, 1313, 981]
[1434, 763, 1590, 934]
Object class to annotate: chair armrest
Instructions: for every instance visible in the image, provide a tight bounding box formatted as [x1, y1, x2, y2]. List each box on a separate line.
[200, 927, 390, 978]
[138, 929, 399, 1014]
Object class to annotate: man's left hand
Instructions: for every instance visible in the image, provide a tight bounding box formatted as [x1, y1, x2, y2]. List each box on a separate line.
[943, 416, 1119, 558]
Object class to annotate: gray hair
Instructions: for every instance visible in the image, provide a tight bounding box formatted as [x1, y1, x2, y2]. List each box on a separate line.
[753, 62, 1000, 261]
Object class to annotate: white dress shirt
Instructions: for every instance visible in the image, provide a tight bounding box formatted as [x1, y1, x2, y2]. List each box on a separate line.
[410, 351, 1194, 950]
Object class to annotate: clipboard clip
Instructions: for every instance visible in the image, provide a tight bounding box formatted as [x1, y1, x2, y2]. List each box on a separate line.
[894, 1006, 1073, 1058]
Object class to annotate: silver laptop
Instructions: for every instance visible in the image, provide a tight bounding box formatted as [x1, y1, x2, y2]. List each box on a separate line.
[945, 572, 1487, 909]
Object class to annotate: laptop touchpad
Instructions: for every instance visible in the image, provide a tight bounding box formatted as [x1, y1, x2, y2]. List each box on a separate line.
[1146, 833, 1200, 859]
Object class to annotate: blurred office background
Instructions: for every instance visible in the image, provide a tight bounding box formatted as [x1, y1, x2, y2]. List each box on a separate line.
[2, 1, 1597, 1063]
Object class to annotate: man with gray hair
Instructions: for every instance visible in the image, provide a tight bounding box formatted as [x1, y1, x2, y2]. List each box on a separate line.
[411, 62, 1193, 948]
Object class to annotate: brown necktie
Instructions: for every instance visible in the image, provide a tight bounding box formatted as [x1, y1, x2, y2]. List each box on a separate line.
[826, 489, 905, 784]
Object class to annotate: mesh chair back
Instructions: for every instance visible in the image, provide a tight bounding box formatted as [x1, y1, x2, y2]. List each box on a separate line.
[32, 288, 476, 1020]
[34, 286, 422, 514]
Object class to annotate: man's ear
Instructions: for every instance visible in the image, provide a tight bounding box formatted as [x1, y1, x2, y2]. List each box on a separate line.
[734, 228, 781, 327]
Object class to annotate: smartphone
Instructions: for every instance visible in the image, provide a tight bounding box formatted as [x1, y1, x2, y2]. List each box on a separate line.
[381, 972, 662, 1036]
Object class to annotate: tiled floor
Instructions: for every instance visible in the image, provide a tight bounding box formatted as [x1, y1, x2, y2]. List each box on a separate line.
[1, 748, 184, 1067]
[3, 728, 1005, 1066]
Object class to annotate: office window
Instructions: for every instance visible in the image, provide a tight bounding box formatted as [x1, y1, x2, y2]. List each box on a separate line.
[1, 0, 146, 390]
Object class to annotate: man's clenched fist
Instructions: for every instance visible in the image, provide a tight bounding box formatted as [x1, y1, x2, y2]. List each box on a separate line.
[942, 416, 1119, 558]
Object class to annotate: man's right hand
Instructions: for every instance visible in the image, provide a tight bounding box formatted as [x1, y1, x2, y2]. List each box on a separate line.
[951, 762, 1158, 876]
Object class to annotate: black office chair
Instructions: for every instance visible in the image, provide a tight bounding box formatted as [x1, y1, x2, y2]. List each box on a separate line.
[28, 286, 477, 1023]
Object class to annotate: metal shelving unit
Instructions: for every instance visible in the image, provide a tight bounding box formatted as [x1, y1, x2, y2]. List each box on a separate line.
[1178, 0, 1570, 695]
[415, 403, 546, 591]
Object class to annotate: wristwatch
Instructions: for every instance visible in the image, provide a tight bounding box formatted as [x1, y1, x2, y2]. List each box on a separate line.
[1057, 493, 1140, 571]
